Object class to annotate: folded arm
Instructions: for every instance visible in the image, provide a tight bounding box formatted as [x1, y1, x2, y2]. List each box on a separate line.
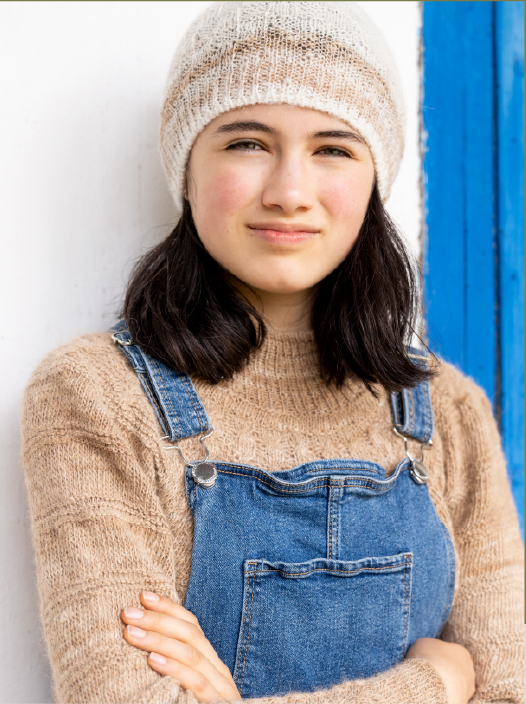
[22, 343, 476, 704]
[431, 367, 524, 704]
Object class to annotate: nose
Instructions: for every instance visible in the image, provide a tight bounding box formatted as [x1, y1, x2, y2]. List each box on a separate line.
[261, 154, 315, 214]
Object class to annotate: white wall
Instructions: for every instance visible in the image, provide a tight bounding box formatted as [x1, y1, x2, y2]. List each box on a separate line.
[0, 2, 421, 701]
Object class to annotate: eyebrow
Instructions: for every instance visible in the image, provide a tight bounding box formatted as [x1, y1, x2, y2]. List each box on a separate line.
[213, 120, 365, 144]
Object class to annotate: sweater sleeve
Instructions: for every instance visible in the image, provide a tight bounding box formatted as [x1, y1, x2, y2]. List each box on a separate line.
[22, 343, 198, 704]
[432, 366, 524, 704]
[22, 341, 451, 704]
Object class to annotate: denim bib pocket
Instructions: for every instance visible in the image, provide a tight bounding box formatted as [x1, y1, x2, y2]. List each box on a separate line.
[233, 553, 413, 698]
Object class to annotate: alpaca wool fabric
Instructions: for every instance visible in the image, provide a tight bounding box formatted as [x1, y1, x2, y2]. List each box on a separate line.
[159, 1, 405, 217]
[22, 329, 524, 703]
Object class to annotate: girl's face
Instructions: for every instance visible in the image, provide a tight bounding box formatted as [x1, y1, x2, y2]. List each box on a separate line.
[187, 104, 375, 297]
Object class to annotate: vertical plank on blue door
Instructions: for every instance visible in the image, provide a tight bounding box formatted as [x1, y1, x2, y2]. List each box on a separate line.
[495, 1, 524, 531]
[423, 1, 524, 535]
[463, 3, 496, 404]
[422, 2, 465, 367]
[422, 2, 496, 398]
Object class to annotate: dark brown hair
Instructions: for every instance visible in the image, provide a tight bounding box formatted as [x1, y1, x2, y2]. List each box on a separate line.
[124, 182, 434, 392]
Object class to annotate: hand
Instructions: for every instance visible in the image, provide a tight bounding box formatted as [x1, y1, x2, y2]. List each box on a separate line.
[405, 637, 475, 704]
[121, 591, 241, 703]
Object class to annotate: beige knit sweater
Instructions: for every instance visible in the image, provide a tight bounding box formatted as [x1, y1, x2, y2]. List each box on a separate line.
[22, 329, 524, 704]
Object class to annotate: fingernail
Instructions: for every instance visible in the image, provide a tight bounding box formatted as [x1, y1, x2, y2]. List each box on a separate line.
[150, 652, 167, 665]
[127, 625, 146, 638]
[124, 607, 144, 620]
[142, 591, 160, 602]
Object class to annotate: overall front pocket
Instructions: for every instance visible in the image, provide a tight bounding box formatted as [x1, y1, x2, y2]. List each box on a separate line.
[233, 553, 412, 699]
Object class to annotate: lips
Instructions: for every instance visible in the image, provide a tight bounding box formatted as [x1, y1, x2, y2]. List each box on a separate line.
[247, 223, 320, 245]
[248, 223, 320, 233]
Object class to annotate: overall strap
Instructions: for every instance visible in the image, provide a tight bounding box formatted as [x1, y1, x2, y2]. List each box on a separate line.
[110, 320, 211, 442]
[389, 348, 434, 444]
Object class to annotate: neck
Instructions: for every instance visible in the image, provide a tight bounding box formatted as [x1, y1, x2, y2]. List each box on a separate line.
[233, 280, 315, 333]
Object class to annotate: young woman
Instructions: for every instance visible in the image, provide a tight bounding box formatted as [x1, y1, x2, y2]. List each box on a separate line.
[22, 3, 523, 704]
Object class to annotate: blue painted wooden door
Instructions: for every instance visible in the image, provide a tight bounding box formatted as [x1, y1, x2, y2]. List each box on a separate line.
[422, 1, 524, 533]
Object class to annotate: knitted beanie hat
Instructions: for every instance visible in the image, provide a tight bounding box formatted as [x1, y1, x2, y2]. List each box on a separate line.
[160, 1, 405, 217]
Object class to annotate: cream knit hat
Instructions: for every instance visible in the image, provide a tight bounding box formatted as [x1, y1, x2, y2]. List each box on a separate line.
[160, 1, 405, 217]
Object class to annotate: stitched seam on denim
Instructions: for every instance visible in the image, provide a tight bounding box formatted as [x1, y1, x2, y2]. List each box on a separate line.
[234, 563, 253, 684]
[194, 480, 197, 513]
[423, 383, 433, 440]
[150, 358, 176, 418]
[416, 385, 429, 441]
[425, 387, 432, 439]
[408, 388, 416, 435]
[336, 485, 341, 560]
[234, 575, 249, 685]
[436, 517, 456, 633]
[218, 473, 379, 492]
[180, 374, 206, 433]
[216, 469, 399, 492]
[332, 480, 343, 560]
[243, 562, 412, 577]
[328, 487, 333, 559]
[138, 373, 164, 420]
[150, 359, 184, 439]
[305, 466, 379, 475]
[389, 393, 397, 427]
[217, 464, 388, 481]
[401, 555, 410, 659]
[151, 358, 184, 438]
[238, 563, 257, 694]
[421, 385, 429, 439]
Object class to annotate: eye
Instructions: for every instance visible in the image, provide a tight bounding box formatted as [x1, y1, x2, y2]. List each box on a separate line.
[317, 147, 352, 158]
[226, 140, 264, 152]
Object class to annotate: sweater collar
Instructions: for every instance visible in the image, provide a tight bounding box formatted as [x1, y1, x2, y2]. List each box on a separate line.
[201, 326, 372, 430]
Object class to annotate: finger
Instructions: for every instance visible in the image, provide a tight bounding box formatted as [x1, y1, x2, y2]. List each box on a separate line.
[148, 638, 238, 698]
[123, 624, 227, 682]
[121, 608, 218, 664]
[140, 591, 203, 631]
[121, 607, 225, 674]
[148, 643, 241, 701]
[124, 628, 238, 699]
[147, 652, 222, 704]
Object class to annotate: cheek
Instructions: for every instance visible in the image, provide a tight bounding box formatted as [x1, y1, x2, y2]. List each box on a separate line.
[200, 166, 256, 220]
[320, 177, 371, 223]
[317, 176, 372, 267]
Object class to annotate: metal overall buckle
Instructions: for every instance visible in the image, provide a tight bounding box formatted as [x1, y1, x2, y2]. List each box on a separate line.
[162, 429, 217, 489]
[392, 427, 432, 484]
[111, 332, 218, 488]
[111, 332, 133, 346]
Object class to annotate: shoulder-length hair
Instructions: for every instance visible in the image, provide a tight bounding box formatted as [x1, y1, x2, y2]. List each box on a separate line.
[123, 182, 434, 392]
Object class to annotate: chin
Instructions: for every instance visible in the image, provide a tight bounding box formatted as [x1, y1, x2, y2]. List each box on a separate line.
[250, 277, 318, 295]
[228, 262, 323, 296]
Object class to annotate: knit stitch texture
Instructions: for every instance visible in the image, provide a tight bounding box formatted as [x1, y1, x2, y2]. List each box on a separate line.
[159, 1, 405, 215]
[22, 330, 524, 703]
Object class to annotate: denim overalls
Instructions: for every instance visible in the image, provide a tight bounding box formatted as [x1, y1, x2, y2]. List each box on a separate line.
[112, 321, 456, 699]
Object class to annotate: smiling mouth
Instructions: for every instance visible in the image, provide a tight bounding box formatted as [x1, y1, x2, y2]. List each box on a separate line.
[247, 225, 320, 245]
